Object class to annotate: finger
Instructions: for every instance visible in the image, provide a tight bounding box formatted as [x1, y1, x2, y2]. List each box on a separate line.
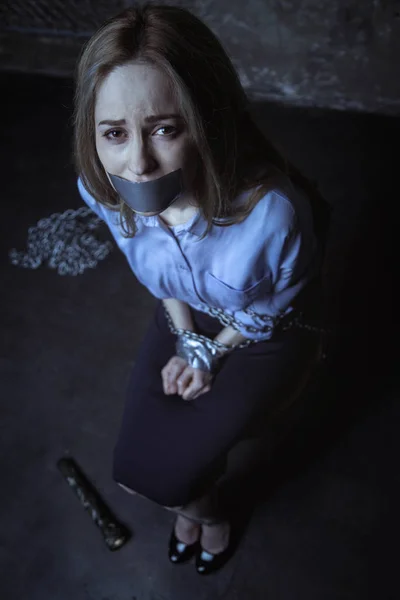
[163, 376, 171, 395]
[166, 372, 183, 395]
[167, 378, 179, 395]
[162, 366, 176, 393]
[163, 371, 178, 395]
[166, 366, 182, 385]
[169, 357, 188, 377]
[167, 367, 192, 394]
[164, 376, 173, 395]
[176, 368, 193, 395]
[161, 356, 178, 376]
[163, 358, 187, 394]
[192, 384, 212, 400]
[190, 372, 213, 400]
[163, 356, 186, 375]
[181, 371, 206, 401]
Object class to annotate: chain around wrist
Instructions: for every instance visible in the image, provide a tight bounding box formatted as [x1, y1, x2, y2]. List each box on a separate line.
[175, 330, 232, 373]
[175, 328, 232, 352]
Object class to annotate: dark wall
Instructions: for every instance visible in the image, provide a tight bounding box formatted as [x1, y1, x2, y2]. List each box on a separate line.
[1, 0, 400, 115]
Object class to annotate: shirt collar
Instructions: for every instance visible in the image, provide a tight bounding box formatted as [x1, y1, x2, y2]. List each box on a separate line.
[137, 188, 255, 237]
[137, 208, 205, 237]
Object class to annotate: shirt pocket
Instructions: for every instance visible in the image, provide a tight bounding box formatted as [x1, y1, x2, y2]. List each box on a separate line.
[204, 272, 271, 311]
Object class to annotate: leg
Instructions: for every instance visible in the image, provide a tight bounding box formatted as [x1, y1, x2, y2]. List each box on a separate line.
[113, 300, 320, 526]
[116, 481, 215, 545]
[118, 477, 229, 551]
[169, 486, 230, 553]
[117, 482, 137, 496]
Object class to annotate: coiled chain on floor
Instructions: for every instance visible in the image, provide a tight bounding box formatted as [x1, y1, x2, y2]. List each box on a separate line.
[9, 206, 332, 358]
[9, 207, 113, 276]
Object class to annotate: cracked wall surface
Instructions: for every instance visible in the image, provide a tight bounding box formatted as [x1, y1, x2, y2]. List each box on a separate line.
[1, 0, 399, 115]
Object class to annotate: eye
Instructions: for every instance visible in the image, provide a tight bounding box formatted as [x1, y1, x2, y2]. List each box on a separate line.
[103, 129, 126, 141]
[154, 126, 178, 137]
[102, 125, 179, 142]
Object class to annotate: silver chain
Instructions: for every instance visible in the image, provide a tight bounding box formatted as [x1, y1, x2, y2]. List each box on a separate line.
[9, 207, 113, 276]
[163, 300, 332, 352]
[9, 207, 332, 354]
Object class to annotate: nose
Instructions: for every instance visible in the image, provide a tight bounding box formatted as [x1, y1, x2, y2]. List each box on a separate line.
[126, 138, 157, 180]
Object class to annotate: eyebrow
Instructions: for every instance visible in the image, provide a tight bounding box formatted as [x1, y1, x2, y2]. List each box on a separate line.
[97, 114, 183, 126]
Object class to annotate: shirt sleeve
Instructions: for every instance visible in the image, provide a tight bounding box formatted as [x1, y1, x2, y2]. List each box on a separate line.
[77, 176, 104, 220]
[228, 212, 318, 342]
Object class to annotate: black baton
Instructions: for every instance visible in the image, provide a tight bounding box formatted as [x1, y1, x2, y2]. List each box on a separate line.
[57, 457, 130, 551]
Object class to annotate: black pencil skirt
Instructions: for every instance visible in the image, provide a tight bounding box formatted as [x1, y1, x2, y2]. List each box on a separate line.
[113, 286, 322, 508]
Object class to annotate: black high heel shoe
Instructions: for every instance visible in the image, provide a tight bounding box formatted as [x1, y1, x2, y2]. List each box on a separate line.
[168, 527, 200, 564]
[195, 523, 238, 575]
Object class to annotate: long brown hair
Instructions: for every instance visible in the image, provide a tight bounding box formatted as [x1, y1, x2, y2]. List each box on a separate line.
[73, 1, 330, 251]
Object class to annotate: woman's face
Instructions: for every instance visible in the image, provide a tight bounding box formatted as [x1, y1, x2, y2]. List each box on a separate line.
[94, 62, 199, 216]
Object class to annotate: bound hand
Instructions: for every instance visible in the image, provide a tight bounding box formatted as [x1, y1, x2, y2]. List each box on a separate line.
[161, 356, 213, 401]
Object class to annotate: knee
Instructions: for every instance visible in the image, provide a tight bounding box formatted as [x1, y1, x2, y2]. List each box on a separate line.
[164, 504, 184, 512]
[115, 475, 192, 507]
[117, 480, 183, 510]
[119, 479, 194, 508]
[113, 451, 213, 508]
[117, 482, 172, 508]
[117, 482, 186, 510]
[117, 482, 137, 496]
[151, 488, 193, 508]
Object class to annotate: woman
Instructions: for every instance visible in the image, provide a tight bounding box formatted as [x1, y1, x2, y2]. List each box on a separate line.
[74, 3, 330, 575]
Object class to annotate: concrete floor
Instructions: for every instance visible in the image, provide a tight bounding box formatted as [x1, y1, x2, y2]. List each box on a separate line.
[1, 72, 399, 600]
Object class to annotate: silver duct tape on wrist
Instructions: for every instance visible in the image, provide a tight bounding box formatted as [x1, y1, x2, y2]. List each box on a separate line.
[162, 300, 234, 372]
[176, 334, 232, 374]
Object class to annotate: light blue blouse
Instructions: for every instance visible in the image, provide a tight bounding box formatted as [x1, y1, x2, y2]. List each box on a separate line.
[77, 177, 320, 341]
